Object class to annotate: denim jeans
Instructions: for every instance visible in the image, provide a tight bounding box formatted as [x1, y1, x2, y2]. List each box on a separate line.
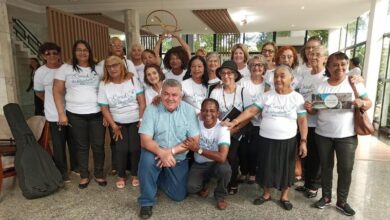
[138, 149, 188, 206]
[315, 134, 358, 203]
[187, 161, 231, 201]
[67, 111, 105, 179]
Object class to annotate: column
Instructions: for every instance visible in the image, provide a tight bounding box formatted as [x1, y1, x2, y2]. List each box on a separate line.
[0, 0, 17, 115]
[363, 0, 388, 121]
[124, 9, 141, 58]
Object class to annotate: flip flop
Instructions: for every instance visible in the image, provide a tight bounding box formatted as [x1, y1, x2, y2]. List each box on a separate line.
[116, 178, 126, 189]
[131, 176, 140, 187]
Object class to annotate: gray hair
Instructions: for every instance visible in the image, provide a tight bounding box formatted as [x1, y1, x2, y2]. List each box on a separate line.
[162, 79, 182, 91]
[206, 52, 220, 62]
[274, 65, 294, 78]
[247, 54, 268, 70]
[312, 45, 329, 57]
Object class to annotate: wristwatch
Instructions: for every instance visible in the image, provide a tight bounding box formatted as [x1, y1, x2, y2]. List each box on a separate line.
[197, 148, 203, 155]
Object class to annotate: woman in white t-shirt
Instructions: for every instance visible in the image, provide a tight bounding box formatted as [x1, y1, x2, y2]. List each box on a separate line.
[261, 42, 278, 87]
[143, 64, 165, 105]
[34, 42, 77, 182]
[224, 65, 308, 211]
[295, 45, 328, 198]
[98, 56, 146, 188]
[210, 61, 244, 195]
[306, 52, 372, 216]
[53, 40, 106, 189]
[237, 55, 267, 184]
[206, 52, 221, 85]
[130, 43, 145, 85]
[231, 43, 250, 79]
[182, 56, 209, 114]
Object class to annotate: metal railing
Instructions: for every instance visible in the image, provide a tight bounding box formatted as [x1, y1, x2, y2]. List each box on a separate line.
[11, 18, 42, 56]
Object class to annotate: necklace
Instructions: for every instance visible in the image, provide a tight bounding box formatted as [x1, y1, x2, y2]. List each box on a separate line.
[222, 85, 237, 111]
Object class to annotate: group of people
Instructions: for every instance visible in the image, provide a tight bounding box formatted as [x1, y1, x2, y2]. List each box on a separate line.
[32, 34, 371, 219]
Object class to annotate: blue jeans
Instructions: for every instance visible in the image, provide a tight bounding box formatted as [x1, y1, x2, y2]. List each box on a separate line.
[138, 149, 188, 206]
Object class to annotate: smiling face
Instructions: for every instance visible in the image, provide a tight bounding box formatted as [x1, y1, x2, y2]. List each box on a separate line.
[142, 51, 158, 65]
[145, 66, 161, 85]
[201, 101, 219, 128]
[262, 44, 276, 62]
[75, 43, 89, 64]
[161, 86, 182, 112]
[327, 57, 349, 80]
[190, 58, 204, 82]
[105, 60, 122, 80]
[274, 66, 293, 91]
[220, 68, 236, 86]
[43, 50, 60, 66]
[169, 54, 183, 70]
[131, 45, 143, 60]
[249, 59, 265, 78]
[309, 47, 327, 68]
[233, 48, 245, 65]
[279, 49, 294, 67]
[110, 38, 124, 57]
[305, 40, 321, 62]
[207, 55, 220, 72]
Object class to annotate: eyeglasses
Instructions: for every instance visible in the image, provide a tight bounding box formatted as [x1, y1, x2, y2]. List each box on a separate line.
[106, 63, 121, 70]
[262, 49, 275, 54]
[110, 44, 122, 49]
[280, 55, 293, 60]
[44, 51, 59, 56]
[220, 71, 234, 77]
[305, 46, 316, 50]
[76, 49, 89, 53]
[250, 63, 264, 68]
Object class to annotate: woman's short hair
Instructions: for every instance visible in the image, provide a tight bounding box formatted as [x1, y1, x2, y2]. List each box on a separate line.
[102, 55, 130, 84]
[247, 54, 268, 71]
[324, 52, 349, 77]
[274, 64, 294, 78]
[230, 43, 250, 63]
[302, 36, 323, 63]
[143, 63, 165, 86]
[206, 52, 221, 62]
[275, 46, 299, 69]
[183, 55, 209, 86]
[142, 49, 157, 58]
[261, 42, 278, 55]
[201, 98, 220, 112]
[39, 42, 61, 55]
[163, 46, 189, 70]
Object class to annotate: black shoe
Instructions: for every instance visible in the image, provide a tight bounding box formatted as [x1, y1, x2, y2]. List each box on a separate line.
[78, 179, 90, 189]
[295, 186, 307, 192]
[228, 186, 238, 195]
[280, 200, 293, 210]
[253, 196, 271, 205]
[305, 190, 318, 198]
[94, 178, 107, 187]
[62, 175, 71, 183]
[336, 202, 355, 216]
[140, 206, 153, 219]
[314, 197, 331, 209]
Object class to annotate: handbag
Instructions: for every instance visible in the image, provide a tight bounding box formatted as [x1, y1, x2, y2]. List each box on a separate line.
[348, 76, 375, 135]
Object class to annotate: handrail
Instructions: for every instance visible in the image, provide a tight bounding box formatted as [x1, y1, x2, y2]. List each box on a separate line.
[11, 18, 42, 56]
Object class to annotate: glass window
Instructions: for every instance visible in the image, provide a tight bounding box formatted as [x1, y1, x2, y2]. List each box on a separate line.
[276, 31, 291, 37]
[356, 12, 369, 43]
[379, 37, 390, 79]
[345, 48, 354, 59]
[307, 30, 329, 45]
[193, 34, 214, 53]
[244, 32, 273, 52]
[346, 20, 357, 47]
[339, 26, 347, 50]
[161, 37, 172, 53]
[354, 44, 366, 69]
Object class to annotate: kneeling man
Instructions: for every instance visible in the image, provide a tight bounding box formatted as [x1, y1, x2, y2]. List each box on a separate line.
[138, 79, 200, 219]
[186, 98, 232, 210]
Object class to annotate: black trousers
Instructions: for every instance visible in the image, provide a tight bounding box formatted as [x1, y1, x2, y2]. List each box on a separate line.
[110, 121, 141, 177]
[67, 111, 105, 179]
[227, 138, 240, 187]
[315, 134, 358, 203]
[303, 127, 321, 190]
[49, 122, 78, 177]
[239, 126, 260, 176]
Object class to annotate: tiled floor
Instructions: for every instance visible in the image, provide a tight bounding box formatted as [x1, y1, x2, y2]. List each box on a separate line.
[1, 135, 389, 220]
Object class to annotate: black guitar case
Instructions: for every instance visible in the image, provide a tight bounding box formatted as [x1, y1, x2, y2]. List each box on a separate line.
[3, 103, 63, 199]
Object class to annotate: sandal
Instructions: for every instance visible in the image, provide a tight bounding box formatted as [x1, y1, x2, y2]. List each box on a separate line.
[280, 200, 293, 210]
[295, 186, 307, 192]
[253, 196, 271, 205]
[237, 175, 247, 184]
[247, 176, 256, 184]
[228, 186, 238, 195]
[116, 178, 126, 189]
[131, 176, 140, 187]
[305, 190, 318, 198]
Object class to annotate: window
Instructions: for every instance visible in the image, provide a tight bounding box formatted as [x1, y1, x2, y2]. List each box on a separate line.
[346, 20, 357, 47]
[192, 34, 214, 53]
[339, 26, 347, 50]
[356, 12, 369, 44]
[244, 32, 274, 52]
[307, 30, 329, 45]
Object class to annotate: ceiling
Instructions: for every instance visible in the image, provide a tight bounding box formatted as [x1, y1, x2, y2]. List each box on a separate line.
[6, 0, 371, 34]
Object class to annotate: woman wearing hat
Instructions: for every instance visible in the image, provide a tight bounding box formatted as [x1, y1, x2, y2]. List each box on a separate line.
[210, 60, 245, 195]
[224, 65, 308, 210]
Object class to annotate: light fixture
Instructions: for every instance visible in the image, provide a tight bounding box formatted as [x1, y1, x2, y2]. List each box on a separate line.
[300, 6, 305, 10]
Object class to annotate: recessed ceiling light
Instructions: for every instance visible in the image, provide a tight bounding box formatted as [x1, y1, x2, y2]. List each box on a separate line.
[291, 24, 295, 27]
[204, 27, 208, 30]
[301, 6, 305, 10]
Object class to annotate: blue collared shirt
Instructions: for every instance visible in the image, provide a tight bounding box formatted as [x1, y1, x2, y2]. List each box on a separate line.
[139, 101, 200, 161]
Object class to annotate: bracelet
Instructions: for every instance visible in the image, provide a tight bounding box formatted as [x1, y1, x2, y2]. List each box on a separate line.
[300, 139, 307, 143]
[171, 148, 176, 155]
[139, 118, 143, 122]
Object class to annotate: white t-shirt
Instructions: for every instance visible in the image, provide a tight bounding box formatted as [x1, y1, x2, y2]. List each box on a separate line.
[98, 59, 140, 84]
[315, 77, 367, 138]
[255, 90, 306, 140]
[144, 85, 160, 105]
[238, 65, 250, 79]
[34, 65, 63, 122]
[210, 84, 245, 119]
[97, 79, 144, 124]
[298, 69, 328, 127]
[239, 78, 265, 126]
[195, 120, 231, 163]
[265, 68, 300, 90]
[182, 78, 207, 114]
[347, 67, 361, 76]
[208, 78, 221, 85]
[134, 63, 145, 85]
[164, 69, 186, 82]
[296, 63, 311, 80]
[55, 64, 103, 114]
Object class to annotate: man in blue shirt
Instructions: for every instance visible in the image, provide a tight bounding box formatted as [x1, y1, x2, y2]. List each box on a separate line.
[138, 79, 200, 219]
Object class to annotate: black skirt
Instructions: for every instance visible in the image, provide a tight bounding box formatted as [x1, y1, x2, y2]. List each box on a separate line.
[256, 136, 297, 190]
